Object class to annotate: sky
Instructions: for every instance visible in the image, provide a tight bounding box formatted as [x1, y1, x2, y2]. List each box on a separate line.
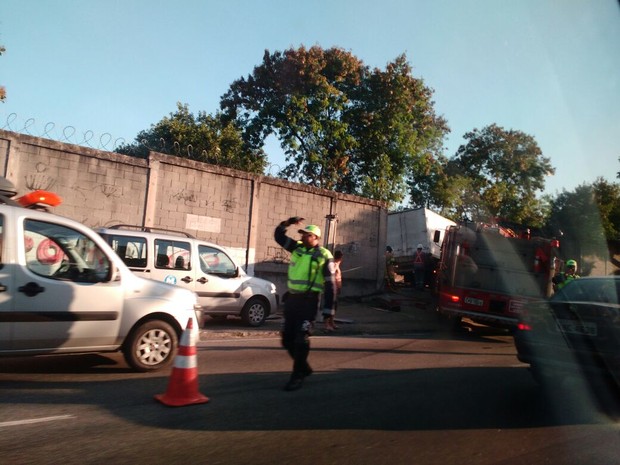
[1, 0, 619, 197]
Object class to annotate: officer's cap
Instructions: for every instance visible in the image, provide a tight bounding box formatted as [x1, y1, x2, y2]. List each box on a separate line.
[298, 224, 321, 238]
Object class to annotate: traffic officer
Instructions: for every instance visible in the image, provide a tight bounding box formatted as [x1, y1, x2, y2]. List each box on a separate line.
[552, 259, 580, 292]
[274, 216, 336, 391]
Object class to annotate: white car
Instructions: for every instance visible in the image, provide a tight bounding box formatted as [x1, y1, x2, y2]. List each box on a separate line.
[0, 179, 202, 372]
[97, 225, 279, 327]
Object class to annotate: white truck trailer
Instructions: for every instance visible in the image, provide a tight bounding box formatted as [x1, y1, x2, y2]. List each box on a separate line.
[387, 208, 456, 286]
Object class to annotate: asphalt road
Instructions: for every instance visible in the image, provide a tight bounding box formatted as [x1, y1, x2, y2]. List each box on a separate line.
[2, 300, 619, 465]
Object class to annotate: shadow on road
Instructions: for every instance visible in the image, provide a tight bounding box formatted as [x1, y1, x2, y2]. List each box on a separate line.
[1, 354, 618, 432]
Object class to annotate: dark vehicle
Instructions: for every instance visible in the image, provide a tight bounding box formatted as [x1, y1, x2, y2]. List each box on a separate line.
[514, 276, 620, 397]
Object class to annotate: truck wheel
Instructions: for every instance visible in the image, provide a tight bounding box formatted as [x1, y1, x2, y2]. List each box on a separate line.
[241, 297, 268, 327]
[123, 320, 178, 372]
[436, 309, 463, 330]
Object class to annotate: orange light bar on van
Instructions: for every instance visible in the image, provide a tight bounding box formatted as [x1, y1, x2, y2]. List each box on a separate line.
[16, 190, 62, 208]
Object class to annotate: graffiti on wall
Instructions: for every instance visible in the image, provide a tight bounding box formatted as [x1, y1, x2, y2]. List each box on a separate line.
[170, 189, 198, 206]
[222, 197, 237, 213]
[24, 163, 56, 191]
[25, 162, 121, 201]
[265, 246, 290, 264]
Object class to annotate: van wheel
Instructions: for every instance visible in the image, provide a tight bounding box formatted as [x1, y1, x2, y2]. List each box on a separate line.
[123, 320, 178, 372]
[241, 297, 268, 327]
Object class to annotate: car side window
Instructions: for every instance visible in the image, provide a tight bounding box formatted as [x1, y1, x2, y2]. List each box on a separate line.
[104, 234, 147, 269]
[23, 219, 111, 283]
[198, 245, 235, 276]
[154, 239, 191, 270]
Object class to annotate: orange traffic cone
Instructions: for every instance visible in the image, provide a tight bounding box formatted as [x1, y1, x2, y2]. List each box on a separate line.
[155, 318, 210, 407]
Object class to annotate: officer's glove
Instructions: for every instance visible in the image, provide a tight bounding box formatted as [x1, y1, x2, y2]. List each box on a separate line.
[286, 216, 304, 226]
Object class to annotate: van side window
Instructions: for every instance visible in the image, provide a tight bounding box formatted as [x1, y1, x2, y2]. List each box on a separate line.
[198, 245, 235, 276]
[103, 234, 147, 269]
[24, 219, 111, 283]
[154, 239, 191, 270]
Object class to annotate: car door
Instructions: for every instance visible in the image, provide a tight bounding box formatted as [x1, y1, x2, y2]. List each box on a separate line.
[11, 217, 124, 351]
[147, 237, 196, 292]
[193, 244, 243, 312]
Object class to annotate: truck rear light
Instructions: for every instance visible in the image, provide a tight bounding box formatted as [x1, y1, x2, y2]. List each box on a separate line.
[449, 294, 460, 303]
[517, 322, 532, 331]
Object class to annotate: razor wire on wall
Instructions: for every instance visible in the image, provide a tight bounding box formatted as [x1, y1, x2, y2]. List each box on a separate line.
[2, 113, 127, 152]
[2, 112, 283, 177]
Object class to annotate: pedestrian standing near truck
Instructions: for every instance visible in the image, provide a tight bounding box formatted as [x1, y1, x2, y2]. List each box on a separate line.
[274, 216, 336, 391]
[323, 250, 343, 332]
[413, 243, 426, 289]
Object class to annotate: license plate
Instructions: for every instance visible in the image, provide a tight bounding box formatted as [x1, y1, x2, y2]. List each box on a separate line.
[556, 319, 597, 336]
[464, 297, 484, 307]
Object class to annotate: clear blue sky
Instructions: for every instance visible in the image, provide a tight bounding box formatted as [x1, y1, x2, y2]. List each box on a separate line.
[1, 0, 618, 196]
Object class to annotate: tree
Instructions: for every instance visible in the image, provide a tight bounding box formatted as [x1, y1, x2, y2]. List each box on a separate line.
[444, 124, 554, 226]
[116, 103, 265, 173]
[221, 46, 362, 191]
[347, 55, 449, 204]
[545, 180, 619, 264]
[591, 178, 620, 242]
[220, 46, 448, 206]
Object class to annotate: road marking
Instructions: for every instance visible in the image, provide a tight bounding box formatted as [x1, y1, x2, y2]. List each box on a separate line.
[0, 414, 75, 428]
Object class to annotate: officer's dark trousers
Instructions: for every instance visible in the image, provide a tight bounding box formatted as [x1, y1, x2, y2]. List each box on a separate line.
[281, 291, 319, 378]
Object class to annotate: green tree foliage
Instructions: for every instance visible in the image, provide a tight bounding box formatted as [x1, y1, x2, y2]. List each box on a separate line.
[545, 179, 620, 262]
[220, 46, 448, 206]
[441, 124, 554, 226]
[591, 178, 620, 242]
[116, 103, 265, 173]
[346, 55, 449, 204]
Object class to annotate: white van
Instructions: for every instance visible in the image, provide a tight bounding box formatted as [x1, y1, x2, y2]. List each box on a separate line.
[97, 225, 279, 326]
[0, 179, 201, 372]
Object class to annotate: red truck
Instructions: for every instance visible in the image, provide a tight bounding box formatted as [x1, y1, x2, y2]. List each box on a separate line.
[435, 221, 559, 329]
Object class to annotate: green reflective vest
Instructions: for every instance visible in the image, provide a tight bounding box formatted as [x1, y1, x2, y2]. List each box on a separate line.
[556, 273, 579, 290]
[288, 245, 331, 293]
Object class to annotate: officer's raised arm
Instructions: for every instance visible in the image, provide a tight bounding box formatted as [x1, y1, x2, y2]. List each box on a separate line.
[274, 216, 305, 252]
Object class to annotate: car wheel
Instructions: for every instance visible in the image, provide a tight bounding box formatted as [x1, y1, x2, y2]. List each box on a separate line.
[241, 297, 268, 327]
[123, 320, 178, 372]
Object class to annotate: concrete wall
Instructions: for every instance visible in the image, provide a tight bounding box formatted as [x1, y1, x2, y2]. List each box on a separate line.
[0, 129, 388, 298]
